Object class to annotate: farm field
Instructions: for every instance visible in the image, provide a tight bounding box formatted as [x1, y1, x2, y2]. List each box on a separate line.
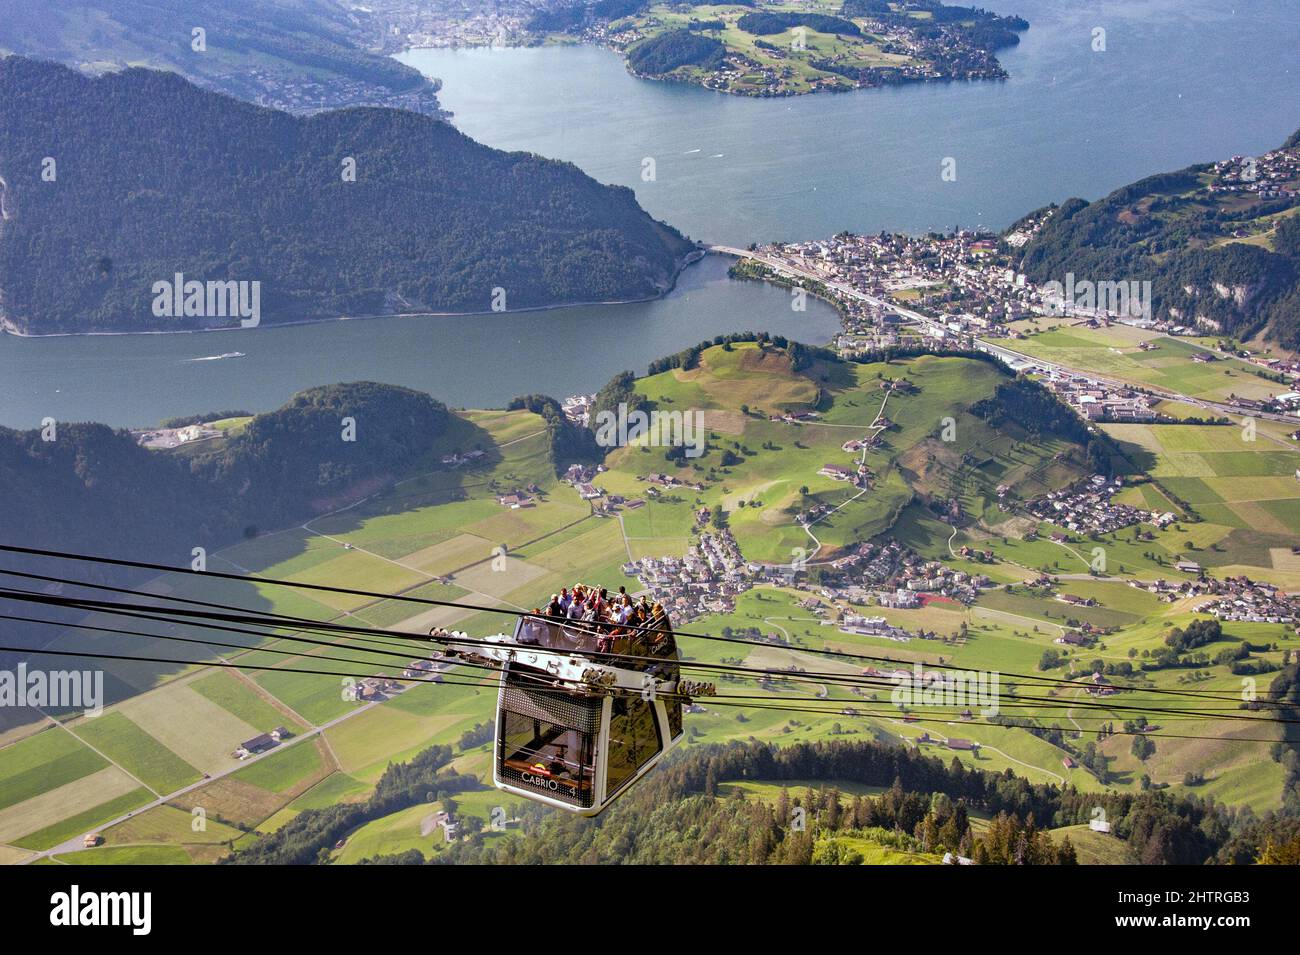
[1011, 326, 1284, 403]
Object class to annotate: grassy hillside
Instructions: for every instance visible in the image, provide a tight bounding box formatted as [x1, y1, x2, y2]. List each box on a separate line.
[600, 343, 1085, 563]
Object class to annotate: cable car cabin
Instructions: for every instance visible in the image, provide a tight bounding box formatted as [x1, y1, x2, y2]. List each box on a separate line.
[493, 614, 685, 815]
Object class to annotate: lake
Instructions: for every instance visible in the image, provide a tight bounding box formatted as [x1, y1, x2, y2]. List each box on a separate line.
[0, 255, 840, 428]
[399, 0, 1300, 244]
[3, 0, 1297, 428]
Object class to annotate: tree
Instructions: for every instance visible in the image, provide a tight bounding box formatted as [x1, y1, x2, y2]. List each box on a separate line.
[1256, 835, 1300, 865]
[1057, 835, 1078, 865]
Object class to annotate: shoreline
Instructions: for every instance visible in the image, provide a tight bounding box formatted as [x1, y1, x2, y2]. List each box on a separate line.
[396, 26, 1019, 100]
[0, 249, 706, 339]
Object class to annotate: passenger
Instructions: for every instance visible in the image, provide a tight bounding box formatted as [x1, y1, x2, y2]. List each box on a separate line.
[614, 599, 633, 626]
[546, 594, 564, 617]
[558, 587, 572, 612]
[519, 610, 544, 645]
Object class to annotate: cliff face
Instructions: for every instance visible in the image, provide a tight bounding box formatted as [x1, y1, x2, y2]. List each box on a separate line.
[0, 57, 694, 334]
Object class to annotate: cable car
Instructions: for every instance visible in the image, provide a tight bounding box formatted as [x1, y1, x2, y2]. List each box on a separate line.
[433, 608, 711, 816]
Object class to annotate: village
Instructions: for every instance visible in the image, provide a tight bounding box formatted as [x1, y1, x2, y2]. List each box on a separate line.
[1208, 148, 1300, 200]
[1023, 475, 1169, 536]
[621, 528, 994, 634]
[1194, 576, 1300, 626]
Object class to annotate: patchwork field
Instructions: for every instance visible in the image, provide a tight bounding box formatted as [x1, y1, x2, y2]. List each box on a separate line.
[1012, 327, 1284, 403]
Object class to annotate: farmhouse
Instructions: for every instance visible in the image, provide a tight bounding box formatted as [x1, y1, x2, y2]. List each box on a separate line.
[237, 733, 276, 757]
[819, 463, 855, 481]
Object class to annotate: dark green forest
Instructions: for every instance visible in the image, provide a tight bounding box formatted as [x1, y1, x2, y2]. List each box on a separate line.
[0, 0, 432, 109]
[627, 30, 726, 75]
[737, 13, 861, 37]
[0, 57, 694, 334]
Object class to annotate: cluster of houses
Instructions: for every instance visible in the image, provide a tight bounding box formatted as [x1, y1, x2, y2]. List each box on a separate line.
[560, 462, 627, 508]
[560, 393, 595, 427]
[421, 809, 460, 844]
[817, 461, 868, 486]
[639, 471, 706, 494]
[1054, 629, 1099, 649]
[343, 674, 408, 703]
[231, 64, 443, 116]
[839, 613, 913, 642]
[132, 421, 223, 449]
[1208, 148, 1300, 200]
[497, 484, 540, 509]
[1193, 577, 1300, 626]
[622, 530, 753, 623]
[403, 658, 452, 680]
[1023, 475, 1167, 535]
[1044, 375, 1158, 423]
[757, 230, 1040, 350]
[808, 538, 994, 607]
[911, 730, 981, 752]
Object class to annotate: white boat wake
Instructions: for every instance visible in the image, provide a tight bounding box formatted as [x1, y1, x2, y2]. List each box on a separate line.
[183, 351, 246, 362]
